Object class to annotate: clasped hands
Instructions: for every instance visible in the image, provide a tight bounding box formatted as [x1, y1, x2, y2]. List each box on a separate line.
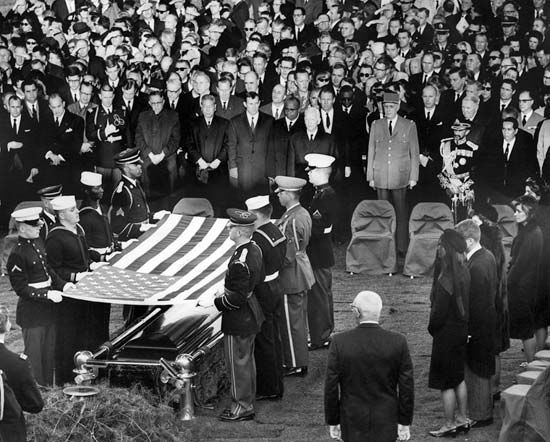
[197, 158, 221, 170]
[329, 424, 410, 441]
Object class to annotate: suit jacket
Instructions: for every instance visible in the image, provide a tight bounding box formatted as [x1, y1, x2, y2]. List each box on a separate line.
[41, 111, 84, 164]
[367, 116, 420, 189]
[260, 102, 285, 120]
[188, 115, 229, 163]
[115, 95, 149, 148]
[0, 113, 40, 176]
[538, 119, 550, 174]
[416, 23, 434, 49]
[267, 116, 305, 176]
[518, 112, 544, 139]
[438, 89, 465, 122]
[319, 108, 350, 169]
[341, 104, 368, 170]
[324, 323, 414, 442]
[294, 23, 318, 49]
[408, 72, 438, 100]
[135, 108, 180, 157]
[482, 133, 537, 200]
[21, 99, 50, 124]
[215, 95, 245, 120]
[226, 112, 274, 193]
[294, 0, 322, 24]
[288, 129, 338, 179]
[230, 0, 249, 33]
[51, 0, 84, 21]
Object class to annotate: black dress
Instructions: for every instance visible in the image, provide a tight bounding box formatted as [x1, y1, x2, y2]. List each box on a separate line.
[428, 262, 470, 390]
[508, 219, 543, 340]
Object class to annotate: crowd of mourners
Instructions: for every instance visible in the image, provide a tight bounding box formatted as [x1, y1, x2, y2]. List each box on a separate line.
[1, 0, 550, 439]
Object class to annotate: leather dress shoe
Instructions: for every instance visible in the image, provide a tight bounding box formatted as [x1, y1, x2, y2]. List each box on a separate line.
[470, 418, 493, 428]
[428, 425, 457, 438]
[218, 409, 255, 422]
[308, 340, 331, 350]
[256, 394, 282, 401]
[283, 366, 308, 377]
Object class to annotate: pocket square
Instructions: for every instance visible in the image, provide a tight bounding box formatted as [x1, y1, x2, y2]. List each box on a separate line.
[24, 129, 30, 132]
[65, 128, 73, 133]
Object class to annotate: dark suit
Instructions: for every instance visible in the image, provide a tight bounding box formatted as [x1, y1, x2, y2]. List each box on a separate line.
[438, 89, 465, 122]
[115, 96, 149, 148]
[294, 23, 318, 49]
[267, 116, 305, 177]
[324, 323, 414, 442]
[51, 0, 83, 21]
[227, 112, 274, 196]
[288, 130, 338, 179]
[215, 95, 245, 121]
[416, 23, 434, 49]
[22, 99, 50, 124]
[230, 0, 249, 33]
[40, 111, 84, 193]
[408, 72, 439, 102]
[294, 0, 322, 24]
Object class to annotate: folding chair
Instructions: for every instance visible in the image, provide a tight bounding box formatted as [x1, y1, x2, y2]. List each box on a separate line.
[493, 204, 517, 263]
[172, 198, 214, 217]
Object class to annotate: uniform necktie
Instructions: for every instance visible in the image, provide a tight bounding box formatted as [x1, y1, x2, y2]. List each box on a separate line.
[389, 120, 393, 135]
[325, 112, 330, 129]
[504, 143, 510, 159]
[522, 115, 527, 126]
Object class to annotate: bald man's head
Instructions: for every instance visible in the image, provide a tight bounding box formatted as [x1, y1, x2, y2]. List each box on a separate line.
[352, 291, 382, 323]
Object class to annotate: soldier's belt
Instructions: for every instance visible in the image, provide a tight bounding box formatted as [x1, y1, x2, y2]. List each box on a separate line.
[264, 271, 279, 282]
[28, 278, 51, 289]
[323, 225, 333, 234]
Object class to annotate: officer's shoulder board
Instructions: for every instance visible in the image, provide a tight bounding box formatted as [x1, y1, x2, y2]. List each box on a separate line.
[255, 227, 285, 247]
[238, 248, 248, 262]
[466, 140, 478, 151]
[115, 181, 124, 194]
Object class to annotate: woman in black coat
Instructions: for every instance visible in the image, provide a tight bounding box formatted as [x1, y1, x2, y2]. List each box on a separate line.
[533, 189, 550, 352]
[508, 195, 543, 363]
[428, 229, 471, 437]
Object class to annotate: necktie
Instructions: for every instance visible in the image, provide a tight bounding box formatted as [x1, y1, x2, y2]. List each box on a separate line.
[325, 112, 330, 129]
[522, 115, 527, 126]
[171, 101, 175, 110]
[504, 143, 510, 159]
[73, 93, 78, 103]
[389, 120, 393, 135]
[501, 104, 505, 112]
[455, 93, 460, 102]
[423, 74, 428, 85]
[310, 134, 314, 141]
[222, 102, 227, 111]
[250, 116, 255, 131]
[12, 118, 16, 132]
[275, 107, 280, 119]
[401, 52, 405, 58]
[56, 117, 60, 126]
[426, 111, 431, 121]
[127, 101, 132, 112]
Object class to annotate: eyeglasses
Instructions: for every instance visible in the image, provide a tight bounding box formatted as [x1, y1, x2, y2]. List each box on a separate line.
[27, 41, 37, 45]
[245, 27, 255, 31]
[317, 77, 330, 82]
[482, 86, 492, 91]
[150, 100, 164, 105]
[21, 22, 30, 26]
[359, 73, 370, 77]
[489, 55, 500, 60]
[176, 66, 188, 71]
[285, 107, 299, 111]
[453, 58, 463, 62]
[544, 76, 550, 80]
[518, 98, 533, 102]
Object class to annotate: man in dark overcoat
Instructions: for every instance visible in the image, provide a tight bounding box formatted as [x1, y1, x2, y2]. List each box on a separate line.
[324, 291, 414, 442]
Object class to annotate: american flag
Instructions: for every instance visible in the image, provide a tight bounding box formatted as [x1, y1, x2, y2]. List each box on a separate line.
[63, 215, 233, 305]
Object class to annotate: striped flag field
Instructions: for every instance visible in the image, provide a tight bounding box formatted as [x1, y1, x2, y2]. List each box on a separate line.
[63, 214, 232, 305]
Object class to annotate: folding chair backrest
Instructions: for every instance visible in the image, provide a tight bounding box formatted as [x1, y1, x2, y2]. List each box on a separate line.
[409, 203, 453, 236]
[351, 200, 396, 235]
[493, 204, 517, 239]
[172, 198, 214, 217]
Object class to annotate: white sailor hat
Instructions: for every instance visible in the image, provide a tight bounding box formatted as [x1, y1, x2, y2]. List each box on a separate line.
[305, 153, 335, 170]
[80, 171, 102, 187]
[245, 195, 270, 211]
[51, 195, 76, 211]
[11, 207, 42, 222]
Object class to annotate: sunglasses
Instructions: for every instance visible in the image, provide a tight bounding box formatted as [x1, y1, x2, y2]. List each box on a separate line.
[359, 73, 370, 77]
[453, 58, 463, 62]
[23, 218, 43, 227]
[489, 55, 500, 60]
[245, 27, 255, 31]
[482, 86, 492, 90]
[317, 77, 330, 82]
[176, 67, 188, 71]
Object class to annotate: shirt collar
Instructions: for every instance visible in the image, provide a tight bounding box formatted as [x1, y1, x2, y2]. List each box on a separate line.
[466, 243, 482, 260]
[387, 115, 398, 125]
[522, 110, 533, 120]
[122, 174, 137, 186]
[360, 320, 379, 324]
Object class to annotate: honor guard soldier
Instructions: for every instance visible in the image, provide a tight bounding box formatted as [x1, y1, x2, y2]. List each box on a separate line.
[198, 209, 265, 422]
[274, 176, 315, 377]
[46, 195, 93, 384]
[0, 306, 44, 442]
[245, 195, 287, 401]
[36, 184, 63, 239]
[7, 207, 68, 386]
[305, 154, 338, 350]
[79, 171, 117, 348]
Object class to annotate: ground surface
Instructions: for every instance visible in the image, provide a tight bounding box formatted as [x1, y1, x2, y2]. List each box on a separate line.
[0, 246, 522, 441]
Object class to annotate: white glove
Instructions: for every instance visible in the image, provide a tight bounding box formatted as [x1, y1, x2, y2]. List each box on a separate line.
[398, 424, 410, 441]
[62, 282, 76, 292]
[210, 158, 221, 169]
[104, 122, 117, 136]
[197, 294, 215, 308]
[119, 239, 138, 249]
[148, 152, 160, 165]
[80, 142, 93, 154]
[47, 290, 63, 303]
[344, 166, 351, 178]
[139, 223, 156, 232]
[75, 272, 91, 282]
[90, 261, 108, 271]
[153, 210, 171, 220]
[329, 425, 342, 440]
[7, 141, 23, 150]
[197, 157, 209, 170]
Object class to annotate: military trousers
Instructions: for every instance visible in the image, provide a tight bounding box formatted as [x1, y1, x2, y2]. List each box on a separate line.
[307, 267, 334, 347]
[224, 334, 256, 415]
[279, 291, 309, 368]
[254, 287, 284, 397]
[22, 324, 56, 386]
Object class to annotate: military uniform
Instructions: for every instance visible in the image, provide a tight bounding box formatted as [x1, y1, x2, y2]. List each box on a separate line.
[7, 237, 66, 386]
[0, 344, 43, 442]
[252, 222, 286, 398]
[306, 182, 338, 348]
[40, 210, 57, 240]
[440, 137, 479, 177]
[275, 202, 315, 372]
[46, 222, 92, 384]
[109, 175, 150, 241]
[214, 217, 265, 420]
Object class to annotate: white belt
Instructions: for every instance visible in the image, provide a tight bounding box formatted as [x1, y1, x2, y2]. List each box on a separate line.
[90, 247, 110, 254]
[323, 225, 333, 234]
[264, 271, 279, 282]
[29, 278, 51, 289]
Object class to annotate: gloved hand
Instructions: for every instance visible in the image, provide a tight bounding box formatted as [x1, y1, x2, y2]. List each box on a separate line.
[47, 290, 63, 303]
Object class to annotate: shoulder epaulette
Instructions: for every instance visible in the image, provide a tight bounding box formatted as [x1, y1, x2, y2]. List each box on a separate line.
[466, 140, 478, 150]
[440, 137, 453, 143]
[238, 248, 248, 262]
[115, 181, 124, 193]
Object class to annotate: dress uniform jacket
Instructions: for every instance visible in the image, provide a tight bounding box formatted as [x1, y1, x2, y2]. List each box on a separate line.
[306, 184, 337, 269]
[85, 105, 129, 168]
[324, 324, 414, 442]
[39, 211, 57, 241]
[7, 237, 66, 328]
[253, 223, 286, 306]
[367, 116, 420, 190]
[79, 201, 117, 261]
[109, 175, 150, 240]
[276, 204, 315, 293]
[227, 112, 274, 194]
[214, 241, 265, 335]
[0, 344, 43, 442]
